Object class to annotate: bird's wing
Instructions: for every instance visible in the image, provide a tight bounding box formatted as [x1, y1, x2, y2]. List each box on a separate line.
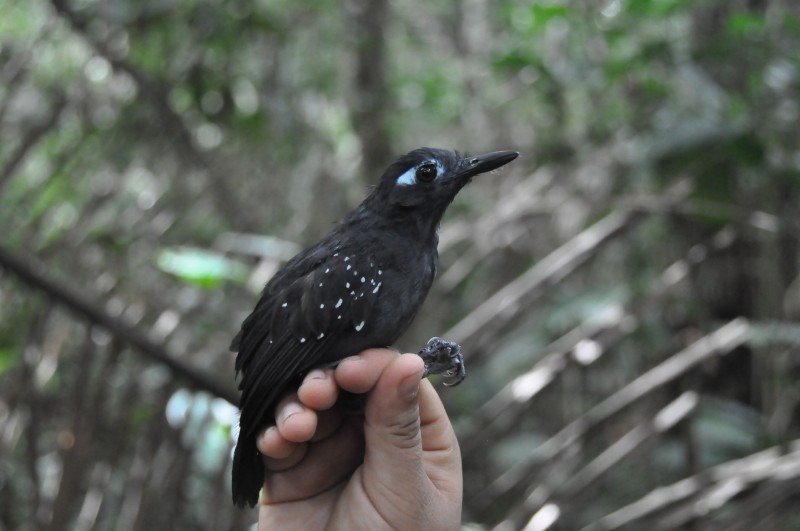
[233, 249, 384, 436]
[231, 237, 336, 372]
[274, 250, 386, 340]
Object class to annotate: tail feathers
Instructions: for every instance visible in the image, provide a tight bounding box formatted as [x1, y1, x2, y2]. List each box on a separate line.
[232, 434, 264, 508]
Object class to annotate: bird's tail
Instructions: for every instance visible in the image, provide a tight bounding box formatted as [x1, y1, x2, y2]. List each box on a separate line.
[232, 433, 264, 508]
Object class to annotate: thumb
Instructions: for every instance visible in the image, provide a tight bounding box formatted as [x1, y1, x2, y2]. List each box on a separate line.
[363, 353, 426, 477]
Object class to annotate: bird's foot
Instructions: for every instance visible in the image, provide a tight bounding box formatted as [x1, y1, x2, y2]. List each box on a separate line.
[417, 337, 466, 386]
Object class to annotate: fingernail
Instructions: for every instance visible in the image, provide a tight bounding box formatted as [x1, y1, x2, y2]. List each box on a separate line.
[280, 402, 304, 424]
[256, 426, 276, 454]
[307, 369, 326, 381]
[399, 371, 422, 401]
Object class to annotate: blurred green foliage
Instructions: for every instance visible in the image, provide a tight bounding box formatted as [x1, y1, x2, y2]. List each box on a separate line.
[157, 247, 248, 288]
[1, 0, 800, 529]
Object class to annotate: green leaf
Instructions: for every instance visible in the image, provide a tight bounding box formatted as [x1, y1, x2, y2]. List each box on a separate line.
[0, 348, 18, 376]
[131, 404, 156, 426]
[156, 247, 248, 288]
[531, 4, 569, 28]
[728, 12, 766, 37]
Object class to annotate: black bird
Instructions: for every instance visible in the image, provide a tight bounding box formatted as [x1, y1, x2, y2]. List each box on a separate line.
[231, 147, 519, 507]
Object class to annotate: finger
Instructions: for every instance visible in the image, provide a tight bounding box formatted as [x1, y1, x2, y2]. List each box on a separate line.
[335, 348, 399, 394]
[263, 416, 364, 504]
[311, 405, 344, 442]
[350, 353, 429, 523]
[418, 379, 459, 454]
[275, 393, 317, 443]
[263, 441, 308, 472]
[364, 352, 425, 447]
[260, 402, 347, 471]
[418, 379, 462, 494]
[298, 368, 339, 411]
[363, 353, 426, 473]
[257, 425, 297, 460]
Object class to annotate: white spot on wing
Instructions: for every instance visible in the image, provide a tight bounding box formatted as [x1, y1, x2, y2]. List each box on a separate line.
[355, 321, 365, 332]
[300, 337, 306, 343]
[335, 298, 343, 308]
[319, 303, 325, 309]
[317, 332, 325, 339]
[281, 302, 288, 308]
[360, 276, 365, 283]
[372, 282, 381, 294]
[346, 264, 351, 271]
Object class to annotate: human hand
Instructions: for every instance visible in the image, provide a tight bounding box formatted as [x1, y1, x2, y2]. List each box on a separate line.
[256, 348, 462, 530]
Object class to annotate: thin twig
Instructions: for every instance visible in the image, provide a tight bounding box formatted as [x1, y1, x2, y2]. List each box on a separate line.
[505, 392, 699, 530]
[581, 439, 800, 531]
[469, 318, 751, 516]
[446, 209, 640, 364]
[459, 226, 739, 460]
[0, 92, 66, 194]
[437, 167, 557, 289]
[459, 308, 630, 459]
[0, 244, 238, 404]
[0, 19, 57, 125]
[49, 0, 259, 232]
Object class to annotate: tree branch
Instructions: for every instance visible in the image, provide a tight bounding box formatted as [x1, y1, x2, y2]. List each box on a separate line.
[459, 226, 739, 461]
[0, 244, 239, 405]
[582, 439, 800, 531]
[0, 92, 66, 194]
[469, 318, 751, 517]
[445, 208, 641, 364]
[505, 392, 699, 530]
[49, 0, 259, 232]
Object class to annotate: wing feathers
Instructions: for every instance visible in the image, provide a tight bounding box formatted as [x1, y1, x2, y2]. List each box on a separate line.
[232, 242, 388, 507]
[234, 251, 381, 423]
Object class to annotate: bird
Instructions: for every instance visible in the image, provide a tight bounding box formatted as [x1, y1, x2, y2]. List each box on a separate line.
[231, 147, 519, 507]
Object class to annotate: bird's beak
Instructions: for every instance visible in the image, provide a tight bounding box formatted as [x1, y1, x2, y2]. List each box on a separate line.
[457, 150, 519, 180]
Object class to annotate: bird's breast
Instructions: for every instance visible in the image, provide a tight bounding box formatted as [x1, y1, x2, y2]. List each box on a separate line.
[363, 241, 438, 343]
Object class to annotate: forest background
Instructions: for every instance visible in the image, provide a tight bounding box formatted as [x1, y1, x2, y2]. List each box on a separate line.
[1, 0, 800, 529]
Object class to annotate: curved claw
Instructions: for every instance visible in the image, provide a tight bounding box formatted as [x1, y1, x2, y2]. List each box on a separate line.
[417, 337, 466, 386]
[443, 374, 465, 387]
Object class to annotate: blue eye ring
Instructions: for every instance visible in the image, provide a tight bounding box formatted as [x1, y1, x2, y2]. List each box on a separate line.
[396, 160, 442, 186]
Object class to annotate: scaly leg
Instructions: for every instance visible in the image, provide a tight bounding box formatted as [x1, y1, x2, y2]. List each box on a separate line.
[416, 337, 466, 386]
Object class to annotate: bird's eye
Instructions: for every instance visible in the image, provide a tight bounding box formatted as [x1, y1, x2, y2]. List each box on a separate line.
[415, 163, 437, 183]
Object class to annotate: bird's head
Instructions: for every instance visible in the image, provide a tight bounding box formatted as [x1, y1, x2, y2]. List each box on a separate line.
[372, 148, 519, 212]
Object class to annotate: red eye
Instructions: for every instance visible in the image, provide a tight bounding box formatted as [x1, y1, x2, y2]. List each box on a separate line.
[415, 163, 437, 183]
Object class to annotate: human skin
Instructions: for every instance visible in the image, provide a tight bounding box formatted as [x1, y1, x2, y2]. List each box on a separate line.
[256, 348, 463, 530]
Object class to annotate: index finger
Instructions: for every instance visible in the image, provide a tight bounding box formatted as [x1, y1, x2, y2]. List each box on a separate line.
[334, 348, 400, 394]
